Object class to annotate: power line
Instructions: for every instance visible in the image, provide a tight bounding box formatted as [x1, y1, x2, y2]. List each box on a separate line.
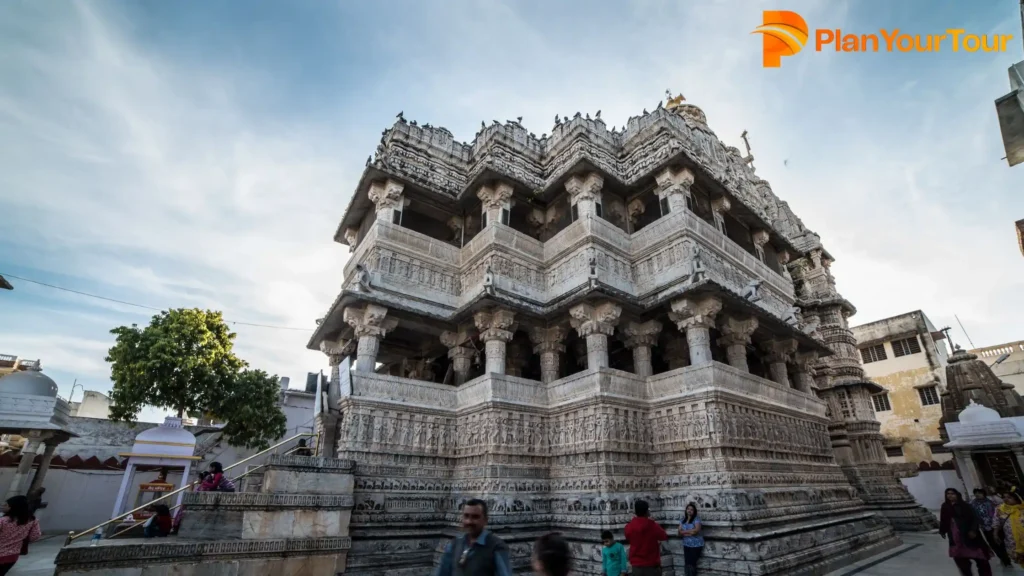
[1, 272, 314, 332]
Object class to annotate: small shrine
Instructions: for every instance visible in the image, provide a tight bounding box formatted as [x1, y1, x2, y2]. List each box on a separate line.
[110, 416, 199, 531]
[944, 400, 1024, 493]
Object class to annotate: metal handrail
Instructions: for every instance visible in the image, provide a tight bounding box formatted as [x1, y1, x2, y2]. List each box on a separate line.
[65, 432, 315, 545]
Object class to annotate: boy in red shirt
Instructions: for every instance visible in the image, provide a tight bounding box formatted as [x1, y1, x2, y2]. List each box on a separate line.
[624, 500, 669, 575]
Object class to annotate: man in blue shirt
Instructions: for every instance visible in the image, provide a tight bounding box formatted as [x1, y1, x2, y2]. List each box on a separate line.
[435, 499, 512, 576]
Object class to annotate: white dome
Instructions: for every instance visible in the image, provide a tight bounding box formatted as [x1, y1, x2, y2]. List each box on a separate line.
[128, 416, 196, 459]
[960, 400, 1001, 423]
[0, 370, 58, 397]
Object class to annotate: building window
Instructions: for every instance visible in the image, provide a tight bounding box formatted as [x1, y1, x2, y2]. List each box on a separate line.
[659, 197, 670, 216]
[571, 204, 579, 222]
[918, 386, 940, 406]
[501, 208, 510, 226]
[885, 446, 904, 457]
[595, 202, 603, 218]
[891, 336, 922, 357]
[392, 209, 403, 225]
[872, 393, 892, 412]
[860, 344, 887, 364]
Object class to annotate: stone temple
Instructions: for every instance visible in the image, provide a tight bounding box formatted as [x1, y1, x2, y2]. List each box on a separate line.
[308, 96, 936, 575]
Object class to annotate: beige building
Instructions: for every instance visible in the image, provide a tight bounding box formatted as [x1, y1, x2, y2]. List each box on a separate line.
[69, 390, 113, 419]
[851, 311, 951, 464]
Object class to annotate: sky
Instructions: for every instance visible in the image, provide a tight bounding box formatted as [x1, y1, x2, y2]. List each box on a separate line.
[2, 0, 1023, 421]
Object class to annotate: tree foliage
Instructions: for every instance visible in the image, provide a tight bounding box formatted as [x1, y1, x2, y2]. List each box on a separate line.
[106, 308, 287, 450]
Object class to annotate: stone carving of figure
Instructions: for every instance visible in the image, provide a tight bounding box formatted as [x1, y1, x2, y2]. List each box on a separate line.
[783, 306, 801, 326]
[741, 279, 762, 302]
[483, 264, 494, 287]
[354, 263, 372, 292]
[689, 245, 706, 283]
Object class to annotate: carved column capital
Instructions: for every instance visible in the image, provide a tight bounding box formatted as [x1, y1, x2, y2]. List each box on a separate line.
[474, 308, 517, 342]
[760, 337, 799, 364]
[717, 315, 758, 347]
[655, 166, 694, 195]
[794, 350, 819, 371]
[752, 229, 770, 248]
[344, 304, 398, 339]
[367, 179, 405, 211]
[622, 320, 663, 349]
[565, 172, 604, 204]
[529, 325, 569, 355]
[711, 196, 731, 215]
[669, 295, 722, 331]
[440, 330, 469, 350]
[569, 301, 622, 337]
[319, 339, 355, 365]
[343, 227, 359, 251]
[477, 182, 514, 210]
[627, 198, 646, 225]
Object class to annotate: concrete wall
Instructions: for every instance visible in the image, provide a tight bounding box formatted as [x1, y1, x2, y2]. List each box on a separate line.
[901, 470, 964, 512]
[71, 391, 112, 419]
[0, 467, 124, 534]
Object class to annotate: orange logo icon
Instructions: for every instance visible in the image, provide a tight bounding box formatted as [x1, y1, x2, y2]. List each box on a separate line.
[752, 11, 809, 68]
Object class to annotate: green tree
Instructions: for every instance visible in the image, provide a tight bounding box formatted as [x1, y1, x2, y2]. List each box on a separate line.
[106, 308, 287, 449]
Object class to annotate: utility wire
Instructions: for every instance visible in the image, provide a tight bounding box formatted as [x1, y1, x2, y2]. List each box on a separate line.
[1, 272, 314, 332]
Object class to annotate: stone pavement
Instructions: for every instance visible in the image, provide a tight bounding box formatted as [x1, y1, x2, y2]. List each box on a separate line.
[9, 535, 62, 576]
[826, 532, 1024, 576]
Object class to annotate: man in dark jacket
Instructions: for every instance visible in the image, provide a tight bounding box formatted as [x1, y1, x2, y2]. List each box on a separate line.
[435, 499, 512, 576]
[624, 500, 669, 575]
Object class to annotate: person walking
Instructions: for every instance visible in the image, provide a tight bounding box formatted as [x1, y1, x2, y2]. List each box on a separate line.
[0, 496, 42, 576]
[624, 500, 668, 576]
[678, 503, 705, 576]
[600, 530, 628, 576]
[435, 499, 512, 576]
[939, 488, 993, 576]
[970, 488, 1011, 567]
[531, 532, 572, 576]
[995, 488, 1024, 568]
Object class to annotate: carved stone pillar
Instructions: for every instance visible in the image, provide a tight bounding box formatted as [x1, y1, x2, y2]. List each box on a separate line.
[320, 339, 355, 408]
[792, 351, 818, 393]
[506, 341, 529, 378]
[441, 331, 474, 385]
[474, 308, 516, 374]
[669, 296, 723, 366]
[569, 301, 622, 369]
[760, 338, 798, 387]
[530, 326, 568, 383]
[343, 304, 398, 373]
[368, 179, 405, 225]
[654, 167, 694, 214]
[711, 196, 731, 234]
[663, 336, 690, 370]
[777, 249, 793, 281]
[477, 182, 513, 228]
[6, 438, 39, 498]
[752, 229, 770, 263]
[623, 320, 663, 378]
[565, 172, 604, 219]
[717, 315, 758, 372]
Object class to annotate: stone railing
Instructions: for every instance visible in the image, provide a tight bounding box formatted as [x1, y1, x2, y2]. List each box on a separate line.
[647, 363, 827, 419]
[457, 373, 548, 409]
[547, 368, 646, 407]
[349, 371, 456, 410]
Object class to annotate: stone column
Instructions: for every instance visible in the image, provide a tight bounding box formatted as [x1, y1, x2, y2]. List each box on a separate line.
[792, 351, 818, 393]
[506, 341, 529, 378]
[663, 336, 690, 370]
[752, 229, 770, 263]
[573, 339, 589, 369]
[956, 451, 982, 495]
[474, 308, 517, 375]
[441, 331, 474, 385]
[28, 442, 58, 493]
[777, 249, 793, 281]
[717, 315, 758, 372]
[530, 326, 568, 383]
[711, 196, 731, 234]
[760, 338, 799, 387]
[623, 320, 663, 378]
[569, 301, 622, 369]
[669, 296, 723, 366]
[477, 182, 513, 227]
[368, 179, 405, 224]
[6, 438, 39, 498]
[565, 172, 604, 219]
[343, 304, 399, 373]
[654, 167, 694, 214]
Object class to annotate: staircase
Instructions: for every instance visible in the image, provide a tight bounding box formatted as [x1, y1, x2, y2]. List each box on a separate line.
[53, 455, 354, 575]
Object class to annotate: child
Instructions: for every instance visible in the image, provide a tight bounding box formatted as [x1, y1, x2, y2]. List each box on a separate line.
[601, 530, 629, 576]
[532, 532, 572, 576]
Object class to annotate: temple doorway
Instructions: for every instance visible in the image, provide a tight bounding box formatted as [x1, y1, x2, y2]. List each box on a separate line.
[972, 450, 1024, 490]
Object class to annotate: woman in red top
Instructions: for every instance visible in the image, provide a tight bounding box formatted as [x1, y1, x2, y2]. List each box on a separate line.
[199, 462, 225, 491]
[0, 495, 42, 575]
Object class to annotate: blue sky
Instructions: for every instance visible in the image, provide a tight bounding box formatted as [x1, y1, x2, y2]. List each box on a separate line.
[2, 0, 1023, 421]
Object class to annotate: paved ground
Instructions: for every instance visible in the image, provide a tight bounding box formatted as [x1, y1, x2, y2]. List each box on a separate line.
[9, 535, 64, 576]
[9, 531, 1024, 575]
